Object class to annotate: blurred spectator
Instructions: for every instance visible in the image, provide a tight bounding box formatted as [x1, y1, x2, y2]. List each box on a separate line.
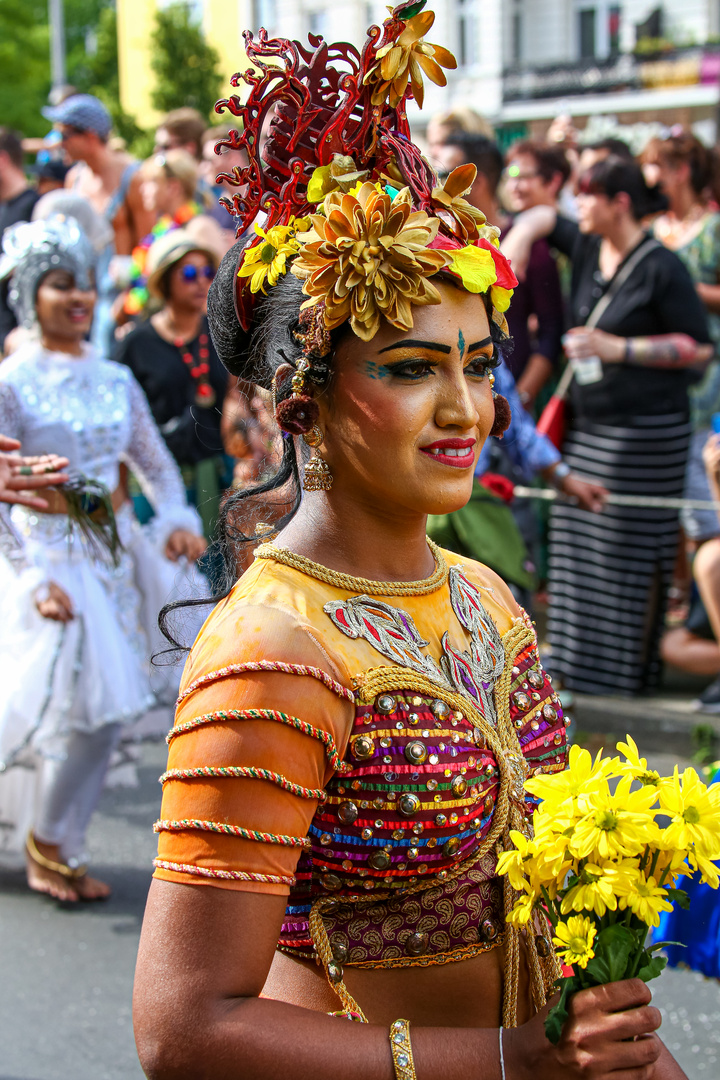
[425, 106, 494, 162]
[435, 133, 564, 404]
[201, 126, 244, 236]
[641, 132, 720, 548]
[503, 140, 570, 401]
[114, 230, 229, 541]
[662, 433, 720, 708]
[0, 128, 40, 352]
[43, 94, 155, 355]
[221, 381, 282, 491]
[505, 156, 713, 694]
[34, 159, 70, 195]
[120, 151, 229, 320]
[155, 108, 206, 162]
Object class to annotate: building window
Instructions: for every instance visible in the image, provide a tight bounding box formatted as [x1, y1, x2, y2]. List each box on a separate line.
[512, 3, 523, 63]
[576, 3, 622, 59]
[578, 8, 596, 58]
[457, 0, 478, 68]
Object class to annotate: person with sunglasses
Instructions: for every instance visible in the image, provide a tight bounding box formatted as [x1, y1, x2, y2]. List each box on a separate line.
[114, 229, 232, 549]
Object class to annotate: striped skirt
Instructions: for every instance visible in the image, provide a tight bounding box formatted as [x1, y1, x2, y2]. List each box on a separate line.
[547, 413, 692, 695]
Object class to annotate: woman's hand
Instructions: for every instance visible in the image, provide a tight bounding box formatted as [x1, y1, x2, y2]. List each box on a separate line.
[559, 471, 608, 512]
[165, 529, 207, 563]
[506, 979, 663, 1080]
[0, 437, 70, 509]
[35, 581, 74, 622]
[563, 327, 626, 364]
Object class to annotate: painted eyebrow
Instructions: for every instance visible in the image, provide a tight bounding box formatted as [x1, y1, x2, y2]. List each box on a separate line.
[467, 337, 494, 351]
[377, 339, 452, 355]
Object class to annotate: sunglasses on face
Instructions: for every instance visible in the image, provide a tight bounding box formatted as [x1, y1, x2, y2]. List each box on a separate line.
[180, 264, 215, 282]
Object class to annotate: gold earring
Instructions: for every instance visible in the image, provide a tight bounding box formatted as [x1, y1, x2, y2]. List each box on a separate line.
[302, 426, 333, 491]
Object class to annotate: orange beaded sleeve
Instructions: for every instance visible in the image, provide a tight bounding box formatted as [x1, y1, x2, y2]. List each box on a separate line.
[153, 590, 355, 894]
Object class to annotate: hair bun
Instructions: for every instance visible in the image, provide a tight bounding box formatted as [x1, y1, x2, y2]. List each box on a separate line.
[207, 238, 254, 380]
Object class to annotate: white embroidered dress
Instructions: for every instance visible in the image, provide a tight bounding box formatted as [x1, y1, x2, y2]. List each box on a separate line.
[0, 340, 204, 850]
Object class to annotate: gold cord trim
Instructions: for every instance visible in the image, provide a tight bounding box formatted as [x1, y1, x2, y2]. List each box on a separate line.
[254, 539, 448, 596]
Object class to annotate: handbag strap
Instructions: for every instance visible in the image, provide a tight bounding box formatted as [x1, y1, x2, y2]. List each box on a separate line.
[555, 234, 662, 401]
[585, 234, 661, 329]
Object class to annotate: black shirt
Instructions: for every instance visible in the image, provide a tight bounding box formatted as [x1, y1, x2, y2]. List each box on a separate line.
[0, 187, 40, 348]
[114, 317, 227, 466]
[549, 216, 711, 423]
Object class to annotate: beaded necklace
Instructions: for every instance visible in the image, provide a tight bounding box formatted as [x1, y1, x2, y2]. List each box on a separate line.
[255, 539, 448, 596]
[174, 332, 216, 408]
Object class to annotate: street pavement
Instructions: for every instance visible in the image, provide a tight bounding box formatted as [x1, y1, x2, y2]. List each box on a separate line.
[1, 743, 719, 1079]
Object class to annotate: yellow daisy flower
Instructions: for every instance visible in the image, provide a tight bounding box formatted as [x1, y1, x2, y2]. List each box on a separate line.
[569, 778, 659, 862]
[525, 743, 614, 809]
[560, 862, 620, 918]
[237, 216, 309, 294]
[507, 885, 535, 927]
[659, 766, 720, 859]
[616, 735, 661, 787]
[616, 873, 673, 928]
[552, 916, 596, 969]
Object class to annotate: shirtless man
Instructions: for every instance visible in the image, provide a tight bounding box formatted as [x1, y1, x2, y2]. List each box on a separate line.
[42, 94, 156, 352]
[44, 94, 153, 255]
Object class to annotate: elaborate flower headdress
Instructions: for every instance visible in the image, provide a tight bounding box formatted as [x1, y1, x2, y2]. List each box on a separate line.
[214, 0, 517, 344]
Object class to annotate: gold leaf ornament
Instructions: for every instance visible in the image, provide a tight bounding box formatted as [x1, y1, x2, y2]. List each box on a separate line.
[307, 155, 370, 204]
[291, 182, 450, 341]
[363, 10, 457, 109]
[431, 164, 490, 242]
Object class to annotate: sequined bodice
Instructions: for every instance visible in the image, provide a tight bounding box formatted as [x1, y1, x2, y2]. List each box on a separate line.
[0, 343, 136, 492]
[279, 579, 568, 969]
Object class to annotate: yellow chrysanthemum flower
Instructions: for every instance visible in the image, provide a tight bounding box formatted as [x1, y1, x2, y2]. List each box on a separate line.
[659, 766, 720, 860]
[496, 830, 536, 892]
[507, 885, 535, 927]
[525, 743, 614, 809]
[236, 216, 310, 294]
[616, 735, 661, 787]
[569, 778, 659, 862]
[560, 862, 622, 918]
[616, 873, 674, 927]
[552, 916, 596, 969]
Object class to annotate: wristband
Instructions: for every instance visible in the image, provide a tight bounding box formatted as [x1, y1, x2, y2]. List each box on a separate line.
[548, 461, 571, 488]
[390, 1019, 417, 1080]
[625, 338, 634, 364]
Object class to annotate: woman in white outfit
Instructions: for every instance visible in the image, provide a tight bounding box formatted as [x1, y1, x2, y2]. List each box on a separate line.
[0, 216, 206, 901]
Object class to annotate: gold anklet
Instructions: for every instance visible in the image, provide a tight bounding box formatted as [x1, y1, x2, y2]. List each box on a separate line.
[390, 1019, 417, 1080]
[26, 832, 87, 879]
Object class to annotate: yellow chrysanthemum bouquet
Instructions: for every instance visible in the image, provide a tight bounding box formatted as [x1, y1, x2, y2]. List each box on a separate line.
[498, 738, 720, 1043]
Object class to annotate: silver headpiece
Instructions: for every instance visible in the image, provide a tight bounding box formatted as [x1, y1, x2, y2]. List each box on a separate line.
[0, 215, 96, 329]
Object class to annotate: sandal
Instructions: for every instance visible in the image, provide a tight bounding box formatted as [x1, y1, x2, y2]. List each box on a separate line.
[26, 831, 87, 880]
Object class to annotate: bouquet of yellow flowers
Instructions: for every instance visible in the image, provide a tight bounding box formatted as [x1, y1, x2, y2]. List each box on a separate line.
[498, 737, 720, 1044]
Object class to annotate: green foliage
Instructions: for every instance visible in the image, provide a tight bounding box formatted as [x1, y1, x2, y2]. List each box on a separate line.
[0, 0, 51, 136]
[150, 3, 223, 120]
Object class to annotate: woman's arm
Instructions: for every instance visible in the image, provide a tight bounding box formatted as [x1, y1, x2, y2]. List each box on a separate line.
[563, 327, 713, 369]
[122, 373, 204, 555]
[134, 880, 667, 1080]
[501, 206, 559, 281]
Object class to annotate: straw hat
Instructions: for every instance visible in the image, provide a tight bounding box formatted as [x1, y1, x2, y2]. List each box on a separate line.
[145, 228, 219, 299]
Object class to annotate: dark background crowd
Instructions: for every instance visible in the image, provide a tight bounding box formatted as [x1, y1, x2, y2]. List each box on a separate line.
[4, 87, 720, 711]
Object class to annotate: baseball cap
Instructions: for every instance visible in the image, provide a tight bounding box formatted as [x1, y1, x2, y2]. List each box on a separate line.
[42, 94, 112, 139]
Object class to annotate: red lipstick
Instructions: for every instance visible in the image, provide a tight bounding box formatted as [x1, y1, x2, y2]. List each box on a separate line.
[419, 437, 476, 469]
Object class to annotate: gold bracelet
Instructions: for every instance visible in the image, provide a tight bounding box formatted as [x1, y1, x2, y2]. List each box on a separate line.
[389, 1019, 417, 1080]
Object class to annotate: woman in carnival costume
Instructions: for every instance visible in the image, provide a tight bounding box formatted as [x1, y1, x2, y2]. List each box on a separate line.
[0, 215, 206, 902]
[135, 5, 682, 1076]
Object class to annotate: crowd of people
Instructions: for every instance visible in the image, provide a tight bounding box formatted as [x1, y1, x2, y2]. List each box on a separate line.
[0, 18, 719, 1069]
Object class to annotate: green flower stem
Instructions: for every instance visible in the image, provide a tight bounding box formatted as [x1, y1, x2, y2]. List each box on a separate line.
[540, 885, 559, 929]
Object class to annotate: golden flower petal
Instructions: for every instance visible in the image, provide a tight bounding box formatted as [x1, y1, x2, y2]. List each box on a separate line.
[380, 45, 403, 80]
[415, 51, 447, 87]
[398, 10, 435, 46]
[442, 163, 477, 200]
[428, 43, 457, 70]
